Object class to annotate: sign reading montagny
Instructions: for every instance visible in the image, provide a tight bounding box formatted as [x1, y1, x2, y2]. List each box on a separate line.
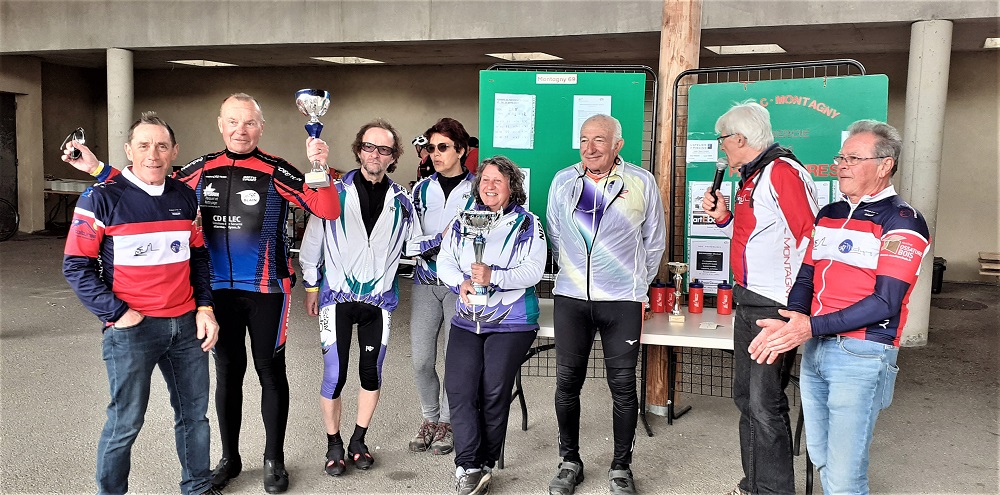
[683, 75, 889, 292]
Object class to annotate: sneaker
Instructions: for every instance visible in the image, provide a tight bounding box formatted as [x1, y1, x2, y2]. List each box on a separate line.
[209, 456, 242, 489]
[430, 422, 454, 455]
[197, 487, 224, 495]
[456, 468, 492, 495]
[262, 459, 289, 494]
[608, 467, 636, 494]
[409, 419, 437, 452]
[548, 460, 584, 495]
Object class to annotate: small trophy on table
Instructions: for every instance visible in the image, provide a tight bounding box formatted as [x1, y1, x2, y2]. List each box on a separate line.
[295, 89, 331, 188]
[458, 210, 503, 306]
[667, 261, 689, 322]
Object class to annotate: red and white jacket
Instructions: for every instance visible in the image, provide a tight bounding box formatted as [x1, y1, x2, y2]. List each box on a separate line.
[715, 145, 819, 305]
[787, 186, 930, 346]
[64, 167, 212, 324]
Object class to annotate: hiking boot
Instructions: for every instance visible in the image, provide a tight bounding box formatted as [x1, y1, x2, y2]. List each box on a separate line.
[548, 460, 584, 495]
[209, 456, 242, 489]
[608, 467, 636, 494]
[456, 468, 492, 495]
[409, 419, 437, 452]
[430, 422, 454, 455]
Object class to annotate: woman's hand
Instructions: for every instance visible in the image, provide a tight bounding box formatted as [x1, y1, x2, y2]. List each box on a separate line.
[470, 262, 492, 287]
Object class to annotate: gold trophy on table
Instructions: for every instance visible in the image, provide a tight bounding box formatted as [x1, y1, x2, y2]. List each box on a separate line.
[667, 261, 688, 322]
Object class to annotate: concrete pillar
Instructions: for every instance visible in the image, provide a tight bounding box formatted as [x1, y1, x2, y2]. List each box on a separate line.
[106, 48, 133, 168]
[647, 0, 702, 417]
[897, 20, 952, 347]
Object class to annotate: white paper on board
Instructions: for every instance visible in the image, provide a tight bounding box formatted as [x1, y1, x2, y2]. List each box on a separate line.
[572, 95, 612, 149]
[689, 180, 733, 238]
[686, 140, 720, 163]
[688, 237, 730, 295]
[493, 93, 536, 150]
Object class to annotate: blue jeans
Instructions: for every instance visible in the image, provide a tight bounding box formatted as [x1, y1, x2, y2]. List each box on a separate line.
[800, 336, 899, 495]
[732, 285, 796, 494]
[96, 312, 212, 495]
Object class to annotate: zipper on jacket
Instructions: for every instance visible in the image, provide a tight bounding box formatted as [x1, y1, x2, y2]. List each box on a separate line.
[584, 176, 623, 301]
[224, 162, 235, 288]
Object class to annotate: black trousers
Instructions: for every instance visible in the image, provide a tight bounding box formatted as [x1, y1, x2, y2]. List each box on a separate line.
[553, 295, 642, 468]
[445, 325, 537, 470]
[212, 289, 290, 462]
[733, 284, 796, 494]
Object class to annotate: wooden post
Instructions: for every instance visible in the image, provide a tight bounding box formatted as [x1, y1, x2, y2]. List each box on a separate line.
[646, 0, 702, 417]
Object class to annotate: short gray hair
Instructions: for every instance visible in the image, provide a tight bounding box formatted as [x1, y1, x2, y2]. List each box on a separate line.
[847, 120, 902, 176]
[472, 155, 527, 207]
[583, 114, 622, 143]
[715, 100, 774, 150]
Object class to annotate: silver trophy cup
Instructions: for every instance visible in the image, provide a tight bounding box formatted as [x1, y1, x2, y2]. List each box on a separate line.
[296, 89, 331, 188]
[458, 210, 503, 306]
[667, 262, 689, 321]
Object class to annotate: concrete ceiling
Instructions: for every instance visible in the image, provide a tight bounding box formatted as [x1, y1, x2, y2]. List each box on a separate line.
[18, 18, 1000, 70]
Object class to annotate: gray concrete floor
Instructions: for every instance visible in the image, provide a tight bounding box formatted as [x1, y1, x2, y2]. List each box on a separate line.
[1, 233, 997, 494]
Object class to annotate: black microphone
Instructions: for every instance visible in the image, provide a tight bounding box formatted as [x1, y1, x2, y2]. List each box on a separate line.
[708, 157, 728, 212]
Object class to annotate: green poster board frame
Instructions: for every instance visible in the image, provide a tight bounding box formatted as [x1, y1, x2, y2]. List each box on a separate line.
[684, 75, 889, 291]
[479, 70, 647, 228]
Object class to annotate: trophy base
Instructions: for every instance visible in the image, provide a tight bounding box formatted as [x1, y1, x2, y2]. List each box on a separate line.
[305, 171, 330, 188]
[467, 293, 488, 306]
[668, 313, 686, 323]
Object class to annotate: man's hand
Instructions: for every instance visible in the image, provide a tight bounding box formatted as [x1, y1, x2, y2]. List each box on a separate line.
[306, 137, 329, 167]
[701, 189, 730, 222]
[196, 309, 219, 351]
[113, 308, 144, 329]
[62, 140, 100, 175]
[749, 309, 812, 364]
[458, 279, 476, 305]
[470, 262, 492, 287]
[305, 290, 319, 317]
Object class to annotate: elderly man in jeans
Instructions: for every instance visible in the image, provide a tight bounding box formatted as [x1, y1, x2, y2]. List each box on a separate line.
[752, 120, 930, 494]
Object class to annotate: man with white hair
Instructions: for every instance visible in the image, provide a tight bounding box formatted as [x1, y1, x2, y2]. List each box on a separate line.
[702, 100, 818, 495]
[546, 114, 665, 495]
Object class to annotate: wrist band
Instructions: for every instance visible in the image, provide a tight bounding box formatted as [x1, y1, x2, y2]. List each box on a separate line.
[305, 287, 319, 293]
[197, 306, 213, 312]
[92, 162, 105, 178]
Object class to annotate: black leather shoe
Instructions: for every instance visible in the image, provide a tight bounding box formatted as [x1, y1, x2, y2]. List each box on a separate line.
[210, 456, 242, 489]
[263, 459, 289, 494]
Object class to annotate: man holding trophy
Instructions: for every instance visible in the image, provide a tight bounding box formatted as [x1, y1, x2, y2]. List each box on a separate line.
[437, 156, 547, 495]
[299, 119, 418, 479]
[68, 92, 342, 493]
[545, 114, 665, 495]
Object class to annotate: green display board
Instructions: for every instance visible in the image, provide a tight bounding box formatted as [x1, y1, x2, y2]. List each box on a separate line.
[683, 75, 889, 292]
[479, 70, 647, 228]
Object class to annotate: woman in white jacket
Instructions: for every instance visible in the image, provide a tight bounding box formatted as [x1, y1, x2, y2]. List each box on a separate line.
[438, 156, 547, 495]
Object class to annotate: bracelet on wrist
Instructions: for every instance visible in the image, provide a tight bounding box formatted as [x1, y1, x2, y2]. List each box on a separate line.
[197, 306, 213, 312]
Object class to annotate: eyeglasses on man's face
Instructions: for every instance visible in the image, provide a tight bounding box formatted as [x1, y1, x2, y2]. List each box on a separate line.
[832, 155, 889, 166]
[361, 142, 395, 156]
[717, 134, 735, 144]
[423, 143, 456, 153]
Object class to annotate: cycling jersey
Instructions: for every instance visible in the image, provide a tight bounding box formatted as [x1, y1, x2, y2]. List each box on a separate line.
[405, 171, 475, 285]
[547, 159, 665, 303]
[787, 186, 930, 346]
[94, 148, 341, 294]
[299, 169, 418, 312]
[714, 144, 819, 304]
[437, 203, 547, 333]
[64, 167, 211, 323]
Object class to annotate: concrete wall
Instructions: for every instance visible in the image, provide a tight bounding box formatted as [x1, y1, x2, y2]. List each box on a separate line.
[2, 1, 996, 53]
